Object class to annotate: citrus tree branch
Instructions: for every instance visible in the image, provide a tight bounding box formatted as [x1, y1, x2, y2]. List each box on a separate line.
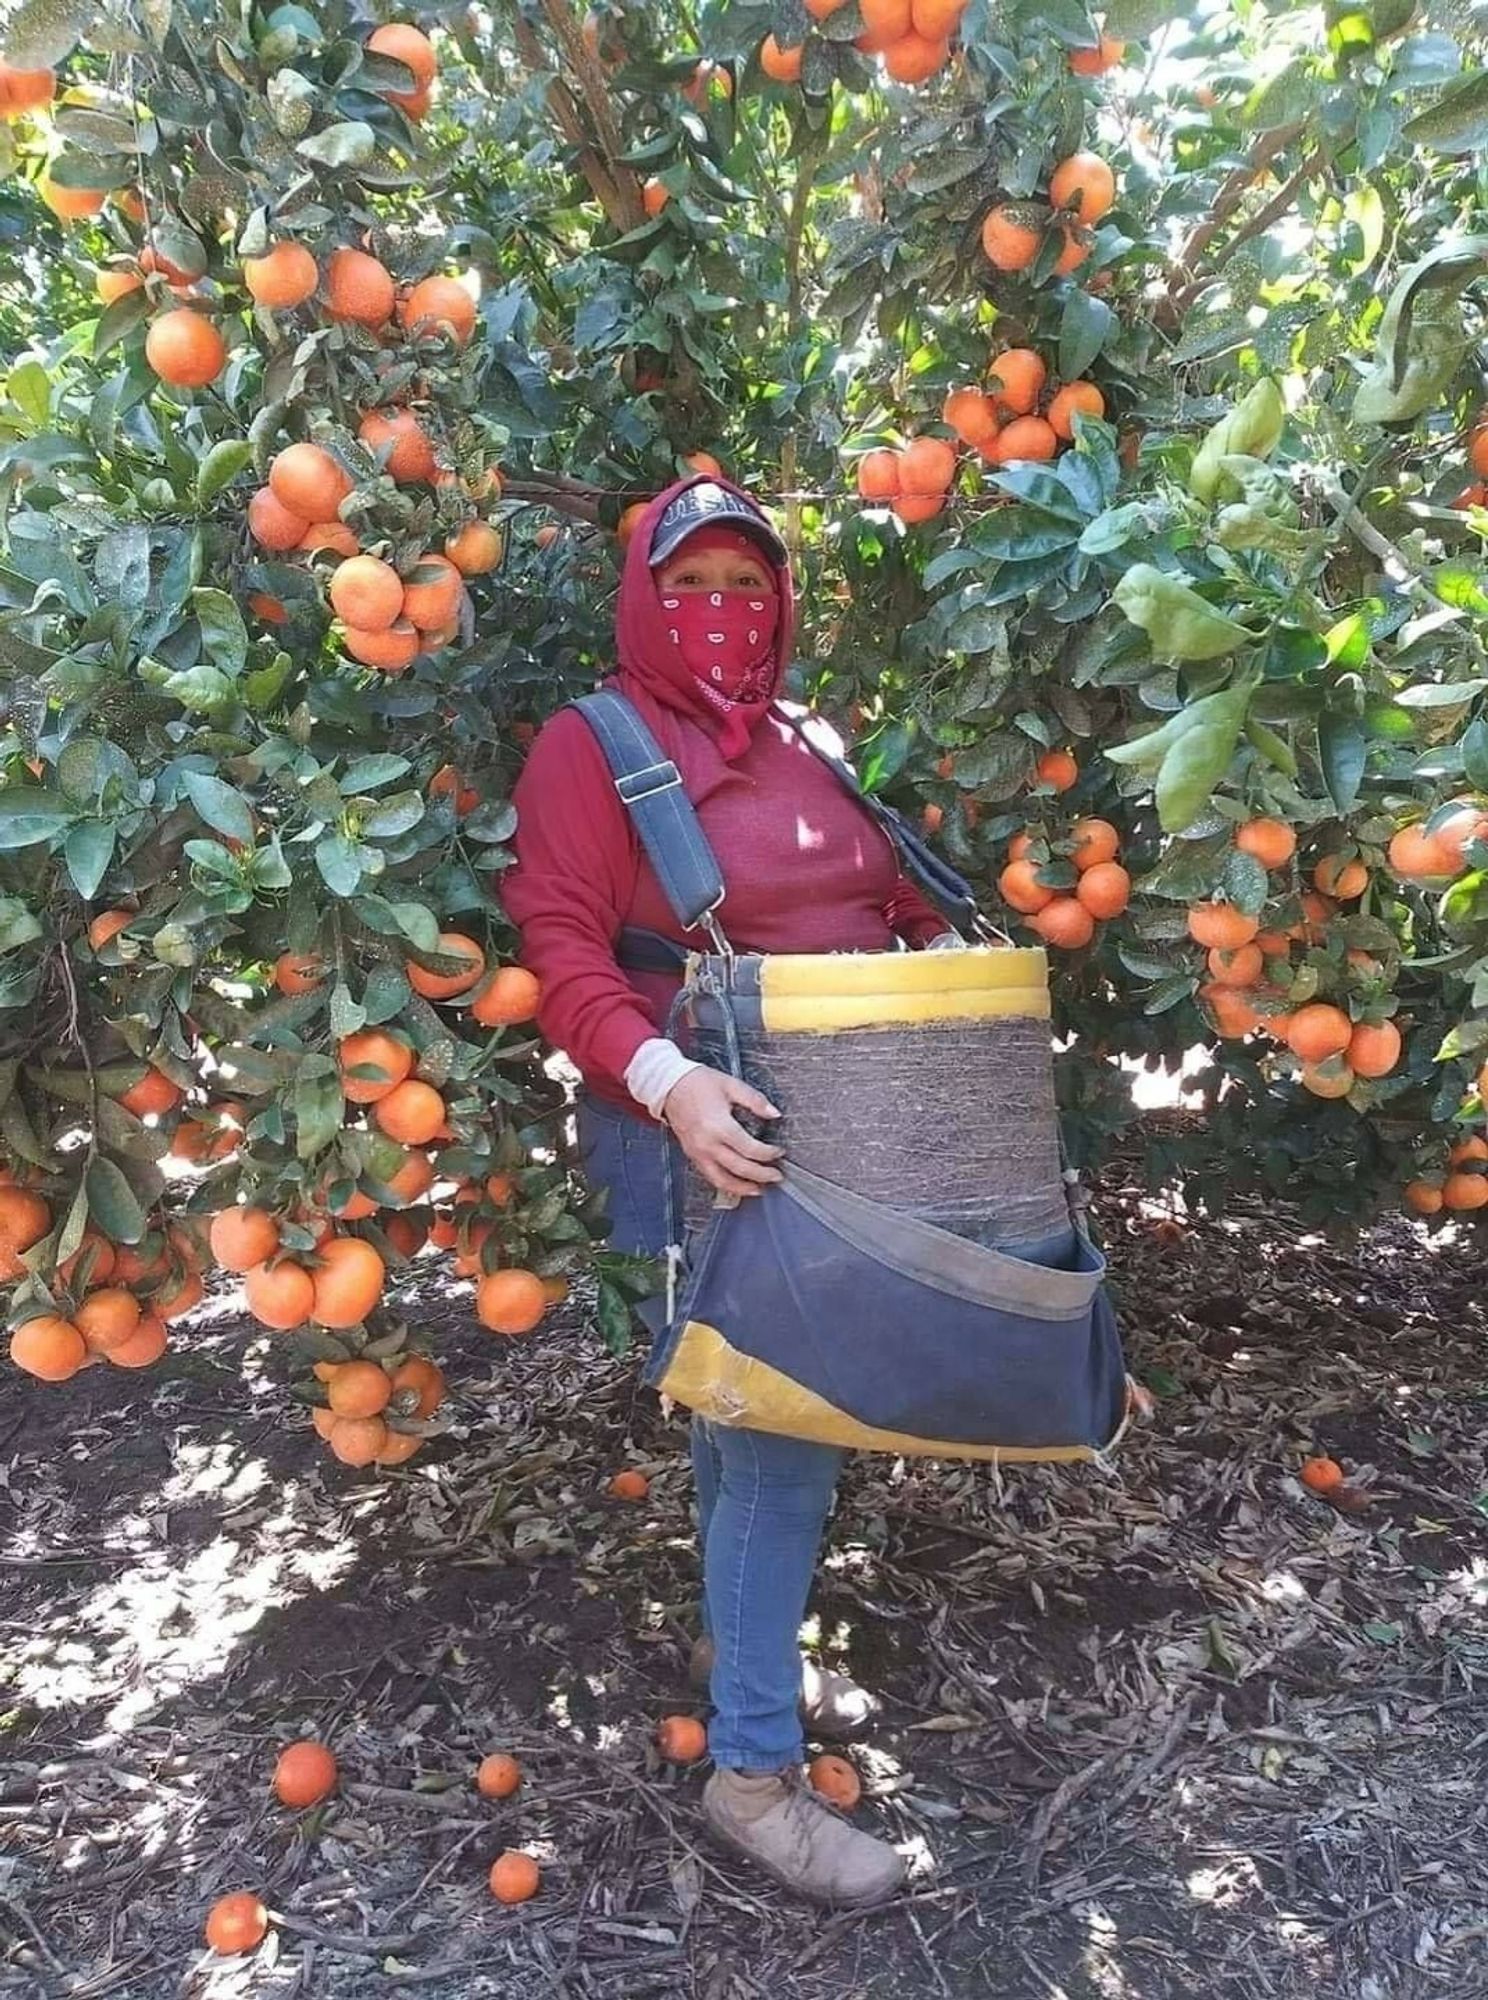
[1171, 144, 1335, 317]
[535, 0, 647, 231]
[510, 17, 632, 232]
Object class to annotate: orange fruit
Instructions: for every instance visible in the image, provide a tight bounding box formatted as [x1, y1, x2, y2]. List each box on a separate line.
[609, 1469, 649, 1500]
[1069, 34, 1123, 75]
[1449, 1134, 1488, 1165]
[327, 1358, 393, 1418]
[375, 1427, 423, 1464]
[311, 1236, 386, 1328]
[1285, 1003, 1353, 1063]
[475, 1753, 522, 1799]
[805, 0, 848, 16]
[987, 349, 1046, 417]
[1049, 151, 1116, 226]
[369, 21, 437, 84]
[1075, 860, 1130, 919]
[374, 1080, 447, 1146]
[430, 764, 478, 814]
[398, 275, 476, 344]
[859, 0, 913, 40]
[1347, 1021, 1400, 1078]
[382, 1212, 427, 1260]
[1404, 1179, 1444, 1215]
[1451, 484, 1488, 511]
[1035, 748, 1078, 792]
[883, 31, 949, 81]
[656, 1714, 708, 1763]
[1236, 817, 1296, 868]
[485, 1173, 516, 1206]
[0, 63, 56, 118]
[1387, 824, 1454, 881]
[0, 1185, 49, 1279]
[856, 449, 901, 499]
[1186, 902, 1258, 951]
[942, 388, 999, 446]
[275, 949, 326, 995]
[154, 1269, 205, 1320]
[1200, 983, 1261, 1038]
[338, 1030, 414, 1103]
[991, 416, 1058, 465]
[808, 1753, 862, 1810]
[1053, 225, 1092, 276]
[541, 1276, 570, 1305]
[1069, 818, 1119, 870]
[401, 553, 462, 632]
[145, 309, 226, 388]
[270, 442, 351, 522]
[1300, 1059, 1354, 1098]
[488, 1851, 540, 1903]
[470, 965, 542, 1027]
[1443, 1171, 1488, 1211]
[57, 1231, 118, 1289]
[1047, 380, 1105, 440]
[1030, 896, 1094, 949]
[999, 860, 1053, 915]
[108, 1312, 168, 1369]
[1431, 803, 1488, 871]
[408, 931, 484, 999]
[1207, 943, 1263, 989]
[616, 499, 651, 547]
[1313, 854, 1367, 900]
[390, 1353, 444, 1416]
[75, 1289, 141, 1356]
[1299, 1455, 1343, 1495]
[325, 245, 396, 327]
[329, 1414, 389, 1465]
[204, 1891, 268, 1955]
[247, 591, 288, 626]
[10, 1315, 87, 1382]
[475, 1268, 547, 1335]
[87, 908, 133, 952]
[899, 436, 958, 496]
[210, 1207, 280, 1274]
[119, 1066, 182, 1118]
[384, 1151, 436, 1205]
[330, 554, 404, 632]
[342, 618, 420, 672]
[300, 519, 360, 557]
[359, 406, 437, 482]
[894, 492, 945, 525]
[759, 34, 803, 81]
[38, 170, 106, 221]
[248, 486, 310, 551]
[95, 267, 144, 306]
[683, 450, 724, 478]
[910, 0, 965, 32]
[243, 242, 319, 309]
[273, 1740, 338, 1809]
[445, 521, 503, 575]
[1469, 422, 1488, 479]
[641, 177, 669, 217]
[244, 1260, 315, 1329]
[980, 205, 1042, 272]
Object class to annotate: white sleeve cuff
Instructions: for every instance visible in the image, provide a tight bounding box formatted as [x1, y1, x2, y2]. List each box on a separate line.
[624, 1038, 701, 1119]
[926, 930, 966, 950]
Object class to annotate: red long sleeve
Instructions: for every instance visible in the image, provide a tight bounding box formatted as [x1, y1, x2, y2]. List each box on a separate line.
[884, 875, 955, 948]
[502, 709, 660, 1093]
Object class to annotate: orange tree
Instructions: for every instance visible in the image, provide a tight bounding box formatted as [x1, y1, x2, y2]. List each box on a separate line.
[4, 0, 1488, 1431]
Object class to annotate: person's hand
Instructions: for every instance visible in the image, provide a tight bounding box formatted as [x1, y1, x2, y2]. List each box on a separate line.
[661, 1066, 783, 1199]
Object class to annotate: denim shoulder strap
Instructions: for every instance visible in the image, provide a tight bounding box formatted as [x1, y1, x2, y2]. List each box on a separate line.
[773, 706, 987, 939]
[571, 690, 729, 944]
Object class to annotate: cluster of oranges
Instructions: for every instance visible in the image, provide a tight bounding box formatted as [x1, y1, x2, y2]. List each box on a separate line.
[762, 0, 971, 86]
[854, 436, 960, 524]
[1190, 818, 1401, 1096]
[205, 1738, 538, 1954]
[945, 346, 1105, 467]
[1384, 797, 1488, 888]
[1403, 1131, 1488, 1217]
[999, 812, 1131, 951]
[981, 149, 1116, 283]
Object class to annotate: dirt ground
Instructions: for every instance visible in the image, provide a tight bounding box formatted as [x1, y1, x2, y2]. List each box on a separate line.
[2, 1158, 1487, 2000]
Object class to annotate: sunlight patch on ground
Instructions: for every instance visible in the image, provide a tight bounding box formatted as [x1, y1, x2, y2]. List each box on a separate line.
[1186, 1853, 1261, 1907]
[1259, 1567, 1309, 1605]
[1079, 1901, 1130, 1997]
[1124, 1045, 1212, 1111]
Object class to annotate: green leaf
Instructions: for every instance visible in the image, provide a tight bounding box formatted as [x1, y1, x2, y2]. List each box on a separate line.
[341, 754, 412, 792]
[2, 0, 96, 67]
[0, 788, 72, 850]
[1403, 69, 1488, 153]
[1155, 685, 1253, 834]
[1461, 714, 1488, 792]
[294, 1057, 345, 1159]
[329, 981, 366, 1039]
[181, 769, 255, 843]
[84, 1155, 146, 1243]
[191, 588, 248, 678]
[196, 440, 253, 505]
[296, 120, 376, 167]
[316, 833, 364, 896]
[362, 791, 425, 839]
[64, 820, 115, 900]
[7, 358, 50, 429]
[0, 898, 42, 953]
[1318, 711, 1367, 812]
[1100, 0, 1172, 33]
[1058, 290, 1115, 383]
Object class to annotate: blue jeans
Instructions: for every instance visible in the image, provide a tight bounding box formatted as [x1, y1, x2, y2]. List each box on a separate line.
[577, 1095, 845, 1772]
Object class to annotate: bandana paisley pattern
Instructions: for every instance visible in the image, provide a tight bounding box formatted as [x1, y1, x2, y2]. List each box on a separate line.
[660, 588, 780, 745]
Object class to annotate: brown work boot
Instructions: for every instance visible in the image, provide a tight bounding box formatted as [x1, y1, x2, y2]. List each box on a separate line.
[689, 1636, 879, 1741]
[702, 1767, 906, 1909]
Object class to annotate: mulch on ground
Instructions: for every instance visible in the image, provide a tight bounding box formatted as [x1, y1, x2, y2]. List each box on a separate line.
[2, 1162, 1486, 1998]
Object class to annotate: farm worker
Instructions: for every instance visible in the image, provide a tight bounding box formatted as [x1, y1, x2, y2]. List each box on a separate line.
[505, 476, 958, 1906]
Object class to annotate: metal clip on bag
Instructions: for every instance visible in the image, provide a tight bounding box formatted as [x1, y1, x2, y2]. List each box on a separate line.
[574, 691, 1130, 1463]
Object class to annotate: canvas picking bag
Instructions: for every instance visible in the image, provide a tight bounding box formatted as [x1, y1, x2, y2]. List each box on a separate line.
[573, 690, 1131, 1462]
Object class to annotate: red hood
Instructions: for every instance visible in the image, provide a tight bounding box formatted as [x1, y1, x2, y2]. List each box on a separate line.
[614, 474, 795, 758]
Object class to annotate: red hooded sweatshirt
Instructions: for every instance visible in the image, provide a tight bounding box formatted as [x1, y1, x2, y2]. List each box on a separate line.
[502, 475, 951, 1112]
